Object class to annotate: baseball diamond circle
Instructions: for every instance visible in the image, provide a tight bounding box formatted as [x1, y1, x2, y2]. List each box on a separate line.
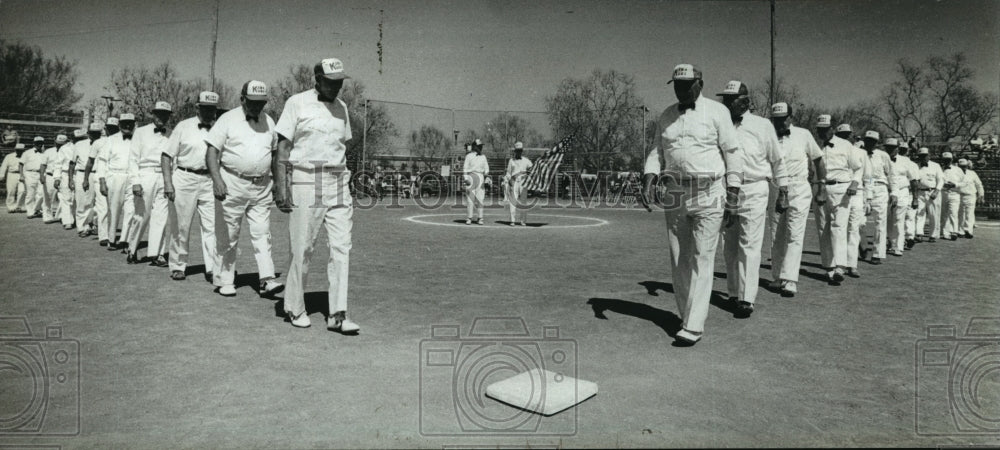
[403, 214, 609, 228]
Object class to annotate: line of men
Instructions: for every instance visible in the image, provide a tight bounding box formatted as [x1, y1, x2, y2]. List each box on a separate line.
[1, 58, 363, 333]
[640, 64, 986, 347]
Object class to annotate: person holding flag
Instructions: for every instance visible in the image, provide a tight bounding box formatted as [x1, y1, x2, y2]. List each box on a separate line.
[505, 141, 533, 226]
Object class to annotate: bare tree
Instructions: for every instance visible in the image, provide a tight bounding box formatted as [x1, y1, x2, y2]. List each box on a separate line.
[408, 125, 450, 170]
[545, 69, 644, 172]
[479, 112, 546, 158]
[0, 40, 82, 114]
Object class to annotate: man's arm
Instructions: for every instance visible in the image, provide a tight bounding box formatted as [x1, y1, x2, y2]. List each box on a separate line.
[273, 136, 294, 212]
[206, 143, 227, 201]
[83, 157, 95, 191]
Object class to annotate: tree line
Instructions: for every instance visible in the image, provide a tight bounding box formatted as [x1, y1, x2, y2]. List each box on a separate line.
[1, 39, 996, 173]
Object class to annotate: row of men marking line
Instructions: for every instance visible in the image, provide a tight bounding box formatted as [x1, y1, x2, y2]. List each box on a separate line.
[636, 63, 985, 347]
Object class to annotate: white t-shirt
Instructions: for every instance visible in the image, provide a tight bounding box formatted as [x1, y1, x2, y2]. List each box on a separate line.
[165, 116, 212, 170]
[206, 107, 277, 177]
[274, 90, 352, 170]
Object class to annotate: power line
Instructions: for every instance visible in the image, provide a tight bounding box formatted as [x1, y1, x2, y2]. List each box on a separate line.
[5, 18, 212, 40]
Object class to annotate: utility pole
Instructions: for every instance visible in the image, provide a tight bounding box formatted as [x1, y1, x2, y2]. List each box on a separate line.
[210, 0, 220, 90]
[769, 0, 776, 109]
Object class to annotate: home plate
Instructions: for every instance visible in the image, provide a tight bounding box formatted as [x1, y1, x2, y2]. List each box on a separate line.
[485, 368, 598, 416]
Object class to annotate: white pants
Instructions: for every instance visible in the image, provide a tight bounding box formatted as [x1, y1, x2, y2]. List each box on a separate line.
[887, 188, 912, 252]
[466, 186, 485, 219]
[724, 180, 768, 304]
[915, 190, 941, 238]
[812, 185, 831, 267]
[4, 173, 25, 211]
[127, 169, 168, 257]
[770, 181, 812, 283]
[23, 171, 42, 214]
[58, 173, 74, 226]
[93, 174, 109, 241]
[105, 172, 132, 244]
[665, 178, 724, 334]
[43, 174, 59, 221]
[846, 191, 866, 268]
[73, 171, 95, 229]
[284, 168, 353, 317]
[941, 191, 961, 237]
[507, 178, 529, 223]
[959, 194, 976, 235]
[169, 170, 217, 273]
[213, 170, 276, 288]
[862, 184, 889, 258]
[822, 183, 852, 269]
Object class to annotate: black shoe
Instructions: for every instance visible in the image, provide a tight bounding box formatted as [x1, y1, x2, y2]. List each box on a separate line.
[870, 257, 881, 265]
[950, 234, 958, 241]
[150, 255, 168, 267]
[26, 212, 40, 219]
[734, 300, 754, 319]
[928, 237, 937, 242]
[170, 270, 186, 280]
[126, 252, 139, 264]
[965, 232, 973, 239]
[99, 240, 108, 247]
[107, 242, 119, 251]
[905, 239, 915, 250]
[204, 271, 213, 283]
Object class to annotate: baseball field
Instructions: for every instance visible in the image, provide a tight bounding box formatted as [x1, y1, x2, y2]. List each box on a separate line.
[1, 197, 998, 448]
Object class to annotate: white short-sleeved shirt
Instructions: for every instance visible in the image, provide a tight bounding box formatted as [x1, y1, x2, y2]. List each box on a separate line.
[128, 124, 170, 185]
[1, 153, 20, 175]
[463, 153, 489, 175]
[736, 112, 786, 186]
[776, 125, 822, 182]
[21, 148, 45, 171]
[644, 94, 743, 187]
[941, 165, 964, 192]
[206, 107, 277, 177]
[102, 133, 132, 175]
[165, 116, 212, 170]
[506, 157, 533, 180]
[89, 136, 107, 159]
[72, 140, 92, 168]
[822, 136, 864, 183]
[865, 149, 893, 188]
[274, 90, 352, 170]
[889, 154, 919, 190]
[42, 147, 59, 173]
[917, 161, 943, 189]
[57, 143, 75, 173]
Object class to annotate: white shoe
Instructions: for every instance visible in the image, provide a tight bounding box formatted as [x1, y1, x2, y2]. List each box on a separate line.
[519, 221, 527, 226]
[328, 315, 361, 333]
[674, 328, 702, 346]
[219, 285, 236, 296]
[289, 311, 311, 328]
[465, 218, 472, 225]
[781, 281, 797, 296]
[260, 279, 284, 297]
[476, 218, 484, 225]
[508, 222, 516, 227]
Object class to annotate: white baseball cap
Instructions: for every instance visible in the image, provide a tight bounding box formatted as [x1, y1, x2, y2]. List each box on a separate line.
[106, 117, 119, 126]
[836, 123, 852, 133]
[73, 129, 86, 138]
[917, 147, 930, 155]
[941, 151, 953, 159]
[153, 101, 172, 112]
[668, 64, 701, 84]
[864, 130, 880, 140]
[885, 137, 898, 146]
[119, 113, 135, 122]
[198, 91, 220, 106]
[770, 102, 789, 117]
[15, 143, 25, 149]
[243, 80, 268, 101]
[717, 80, 747, 96]
[317, 58, 350, 80]
[474, 138, 483, 146]
[55, 134, 67, 144]
[33, 136, 44, 142]
[514, 141, 524, 150]
[958, 158, 969, 166]
[816, 114, 832, 128]
[89, 122, 103, 132]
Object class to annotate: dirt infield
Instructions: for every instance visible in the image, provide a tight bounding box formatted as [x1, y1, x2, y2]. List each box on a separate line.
[1, 200, 998, 448]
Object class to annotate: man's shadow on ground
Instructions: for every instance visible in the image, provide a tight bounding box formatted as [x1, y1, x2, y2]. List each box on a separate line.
[586, 280, 742, 337]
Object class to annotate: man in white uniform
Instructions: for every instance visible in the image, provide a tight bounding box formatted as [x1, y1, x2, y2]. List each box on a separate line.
[274, 58, 359, 332]
[718, 81, 786, 318]
[70, 123, 102, 237]
[811, 115, 834, 267]
[885, 138, 919, 256]
[939, 152, 963, 241]
[843, 126, 870, 278]
[859, 131, 893, 264]
[464, 138, 489, 224]
[125, 102, 172, 266]
[505, 141, 533, 226]
[0, 143, 25, 213]
[84, 118, 119, 246]
[821, 124, 864, 283]
[898, 144, 921, 250]
[40, 135, 66, 223]
[956, 158, 983, 238]
[768, 103, 823, 297]
[206, 80, 283, 298]
[20, 137, 46, 218]
[639, 64, 743, 346]
[914, 147, 944, 242]
[163, 92, 219, 281]
[56, 131, 82, 229]
[100, 113, 136, 251]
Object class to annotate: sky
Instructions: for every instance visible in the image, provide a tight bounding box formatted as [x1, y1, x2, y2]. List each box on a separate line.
[1, 0, 998, 117]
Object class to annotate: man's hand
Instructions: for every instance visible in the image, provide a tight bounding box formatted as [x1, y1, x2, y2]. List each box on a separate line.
[864, 200, 872, 216]
[99, 180, 108, 197]
[814, 185, 827, 205]
[638, 173, 656, 212]
[213, 179, 227, 201]
[911, 198, 918, 209]
[68, 178, 75, 191]
[889, 195, 897, 209]
[774, 188, 789, 214]
[275, 185, 295, 213]
[164, 185, 175, 202]
[944, 181, 956, 189]
[724, 187, 740, 228]
[846, 186, 857, 196]
[82, 179, 89, 191]
[929, 190, 938, 200]
[54, 178, 61, 190]
[132, 184, 143, 197]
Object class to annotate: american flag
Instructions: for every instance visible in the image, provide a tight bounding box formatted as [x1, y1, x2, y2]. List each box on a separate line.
[524, 132, 575, 193]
